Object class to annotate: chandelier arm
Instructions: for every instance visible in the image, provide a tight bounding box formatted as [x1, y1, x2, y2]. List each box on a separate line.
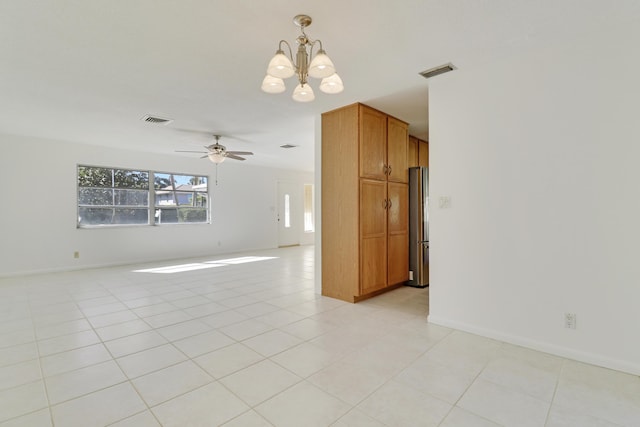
[308, 39, 324, 60]
[278, 40, 295, 62]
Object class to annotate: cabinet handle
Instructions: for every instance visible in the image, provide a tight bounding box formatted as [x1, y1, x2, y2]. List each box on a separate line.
[383, 199, 388, 209]
[382, 164, 388, 175]
[388, 165, 392, 175]
[388, 199, 392, 208]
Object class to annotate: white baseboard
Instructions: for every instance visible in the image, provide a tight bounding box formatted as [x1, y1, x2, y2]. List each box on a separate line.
[427, 314, 640, 376]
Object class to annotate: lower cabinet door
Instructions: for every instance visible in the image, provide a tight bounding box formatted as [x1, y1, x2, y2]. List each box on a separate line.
[360, 179, 387, 295]
[387, 182, 409, 285]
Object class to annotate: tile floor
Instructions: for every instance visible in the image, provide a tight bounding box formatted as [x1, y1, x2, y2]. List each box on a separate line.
[1, 245, 639, 426]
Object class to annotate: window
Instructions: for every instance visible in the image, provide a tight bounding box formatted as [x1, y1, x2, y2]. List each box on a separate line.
[303, 183, 314, 232]
[78, 166, 149, 226]
[154, 173, 208, 224]
[77, 166, 209, 227]
[284, 194, 291, 228]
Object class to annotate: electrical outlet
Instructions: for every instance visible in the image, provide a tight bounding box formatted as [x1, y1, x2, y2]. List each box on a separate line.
[564, 313, 576, 329]
[73, 251, 80, 259]
[409, 271, 414, 281]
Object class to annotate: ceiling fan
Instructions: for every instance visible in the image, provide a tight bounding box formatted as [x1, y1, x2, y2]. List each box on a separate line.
[176, 135, 253, 164]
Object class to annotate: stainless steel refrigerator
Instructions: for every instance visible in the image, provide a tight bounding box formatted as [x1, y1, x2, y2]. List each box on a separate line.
[408, 167, 429, 287]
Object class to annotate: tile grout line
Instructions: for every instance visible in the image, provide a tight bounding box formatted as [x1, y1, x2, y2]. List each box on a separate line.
[30, 284, 59, 427]
[543, 358, 566, 427]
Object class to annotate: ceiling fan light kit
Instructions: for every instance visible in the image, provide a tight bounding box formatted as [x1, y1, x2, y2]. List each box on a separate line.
[207, 153, 226, 163]
[262, 14, 344, 102]
[175, 135, 253, 164]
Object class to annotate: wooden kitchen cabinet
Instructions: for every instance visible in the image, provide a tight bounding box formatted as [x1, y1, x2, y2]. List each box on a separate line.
[360, 179, 387, 295]
[322, 103, 410, 302]
[387, 181, 409, 286]
[387, 117, 409, 183]
[409, 135, 429, 168]
[408, 136, 419, 168]
[359, 107, 388, 181]
[418, 138, 429, 167]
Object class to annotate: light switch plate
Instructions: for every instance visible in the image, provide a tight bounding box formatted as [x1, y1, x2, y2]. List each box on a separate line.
[439, 196, 452, 209]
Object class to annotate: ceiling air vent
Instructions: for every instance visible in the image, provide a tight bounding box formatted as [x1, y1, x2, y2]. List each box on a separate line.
[419, 63, 456, 79]
[141, 115, 173, 125]
[280, 144, 298, 149]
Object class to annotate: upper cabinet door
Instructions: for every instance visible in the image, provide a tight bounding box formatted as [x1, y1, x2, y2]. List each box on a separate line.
[387, 117, 409, 183]
[359, 106, 388, 180]
[408, 136, 419, 168]
[418, 139, 429, 168]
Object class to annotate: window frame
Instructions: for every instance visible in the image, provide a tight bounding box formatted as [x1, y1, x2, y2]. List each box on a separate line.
[152, 171, 210, 226]
[76, 165, 210, 228]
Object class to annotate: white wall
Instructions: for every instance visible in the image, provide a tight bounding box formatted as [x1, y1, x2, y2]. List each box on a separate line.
[428, 21, 640, 374]
[0, 133, 313, 276]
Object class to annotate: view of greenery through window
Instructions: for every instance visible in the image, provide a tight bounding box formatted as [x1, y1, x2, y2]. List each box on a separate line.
[154, 173, 208, 224]
[77, 166, 208, 227]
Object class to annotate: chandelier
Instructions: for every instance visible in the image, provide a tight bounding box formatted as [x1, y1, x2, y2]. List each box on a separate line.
[261, 14, 344, 102]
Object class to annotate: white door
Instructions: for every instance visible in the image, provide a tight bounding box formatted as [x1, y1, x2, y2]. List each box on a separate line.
[277, 181, 299, 247]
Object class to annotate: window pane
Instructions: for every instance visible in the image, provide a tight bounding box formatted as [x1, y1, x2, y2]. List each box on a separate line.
[193, 177, 208, 192]
[114, 170, 149, 189]
[154, 173, 173, 190]
[193, 193, 208, 207]
[284, 194, 291, 228]
[78, 207, 148, 225]
[155, 208, 178, 224]
[78, 188, 113, 205]
[113, 208, 149, 224]
[153, 173, 209, 224]
[155, 191, 197, 206]
[78, 207, 114, 225]
[174, 192, 194, 207]
[154, 173, 206, 191]
[179, 208, 207, 223]
[78, 166, 112, 187]
[156, 191, 208, 207]
[154, 207, 207, 224]
[114, 189, 148, 206]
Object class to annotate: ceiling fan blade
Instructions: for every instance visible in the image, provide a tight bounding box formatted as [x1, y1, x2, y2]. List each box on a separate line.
[200, 155, 209, 159]
[226, 151, 253, 156]
[176, 150, 209, 154]
[225, 154, 246, 161]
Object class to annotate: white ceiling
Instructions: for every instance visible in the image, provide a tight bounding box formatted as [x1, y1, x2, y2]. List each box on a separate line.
[1, 1, 638, 172]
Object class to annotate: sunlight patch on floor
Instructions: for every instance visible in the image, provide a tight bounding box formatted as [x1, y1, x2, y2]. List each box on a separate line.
[133, 256, 278, 274]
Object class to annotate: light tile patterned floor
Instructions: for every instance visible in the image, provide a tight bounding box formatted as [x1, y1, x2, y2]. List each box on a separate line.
[0, 245, 639, 426]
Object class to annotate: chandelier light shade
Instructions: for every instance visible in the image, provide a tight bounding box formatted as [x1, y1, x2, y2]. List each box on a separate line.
[319, 73, 344, 94]
[292, 83, 315, 102]
[261, 75, 286, 93]
[308, 51, 335, 78]
[262, 14, 343, 102]
[267, 51, 295, 79]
